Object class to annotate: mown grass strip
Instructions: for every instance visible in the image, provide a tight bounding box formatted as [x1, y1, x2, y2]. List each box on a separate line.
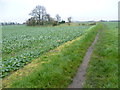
[83, 22, 118, 88]
[2, 23, 103, 88]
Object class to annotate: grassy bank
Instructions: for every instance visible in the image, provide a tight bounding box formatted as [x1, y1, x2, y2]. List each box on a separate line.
[83, 22, 118, 88]
[2, 23, 103, 88]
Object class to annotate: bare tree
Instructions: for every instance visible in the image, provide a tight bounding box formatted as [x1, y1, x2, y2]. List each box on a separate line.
[44, 14, 55, 25]
[56, 14, 61, 23]
[45, 14, 51, 22]
[29, 5, 47, 25]
[41, 7, 47, 25]
[27, 5, 65, 26]
[68, 17, 72, 23]
[67, 17, 72, 25]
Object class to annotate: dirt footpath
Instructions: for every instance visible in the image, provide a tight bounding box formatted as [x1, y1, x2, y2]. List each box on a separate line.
[68, 33, 99, 88]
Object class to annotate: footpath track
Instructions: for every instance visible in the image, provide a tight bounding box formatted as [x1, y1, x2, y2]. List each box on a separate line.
[68, 32, 99, 88]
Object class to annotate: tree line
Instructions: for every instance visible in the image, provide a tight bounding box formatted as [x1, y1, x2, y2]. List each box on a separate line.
[0, 22, 21, 26]
[26, 5, 72, 26]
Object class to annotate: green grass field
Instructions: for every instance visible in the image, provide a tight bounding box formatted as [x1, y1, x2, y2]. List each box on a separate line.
[83, 22, 118, 88]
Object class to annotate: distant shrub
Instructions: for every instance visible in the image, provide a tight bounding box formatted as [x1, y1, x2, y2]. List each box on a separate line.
[59, 20, 65, 24]
[26, 17, 36, 26]
[82, 23, 85, 25]
[52, 21, 58, 26]
[89, 22, 96, 25]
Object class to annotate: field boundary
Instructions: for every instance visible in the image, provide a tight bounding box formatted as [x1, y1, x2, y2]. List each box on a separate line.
[68, 32, 99, 88]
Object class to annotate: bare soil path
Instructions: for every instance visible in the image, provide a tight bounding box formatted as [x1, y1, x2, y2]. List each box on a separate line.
[68, 32, 99, 88]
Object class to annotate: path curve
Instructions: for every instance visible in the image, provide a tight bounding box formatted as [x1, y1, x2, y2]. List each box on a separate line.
[68, 32, 99, 88]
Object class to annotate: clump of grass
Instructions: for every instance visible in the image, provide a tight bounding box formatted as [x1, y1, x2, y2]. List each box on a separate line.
[3, 23, 103, 88]
[83, 22, 118, 88]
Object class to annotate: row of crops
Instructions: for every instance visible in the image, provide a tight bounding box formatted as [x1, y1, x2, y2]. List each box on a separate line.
[1, 25, 91, 78]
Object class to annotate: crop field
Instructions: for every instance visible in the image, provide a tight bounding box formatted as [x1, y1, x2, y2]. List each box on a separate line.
[1, 25, 90, 77]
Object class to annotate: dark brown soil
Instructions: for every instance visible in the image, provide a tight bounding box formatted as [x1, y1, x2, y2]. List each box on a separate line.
[68, 33, 99, 88]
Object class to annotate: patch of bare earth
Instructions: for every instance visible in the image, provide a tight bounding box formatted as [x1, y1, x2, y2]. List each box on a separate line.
[68, 33, 99, 88]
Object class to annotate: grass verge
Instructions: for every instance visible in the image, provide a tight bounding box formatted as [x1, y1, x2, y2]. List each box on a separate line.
[2, 23, 103, 88]
[83, 22, 118, 88]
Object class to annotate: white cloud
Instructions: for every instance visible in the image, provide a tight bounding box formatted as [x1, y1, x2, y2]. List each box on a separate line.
[0, 0, 119, 23]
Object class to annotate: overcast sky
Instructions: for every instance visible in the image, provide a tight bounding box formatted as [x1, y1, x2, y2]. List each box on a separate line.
[0, 0, 119, 23]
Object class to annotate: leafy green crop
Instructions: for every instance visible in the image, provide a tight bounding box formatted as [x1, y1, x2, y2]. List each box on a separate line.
[1, 25, 90, 78]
